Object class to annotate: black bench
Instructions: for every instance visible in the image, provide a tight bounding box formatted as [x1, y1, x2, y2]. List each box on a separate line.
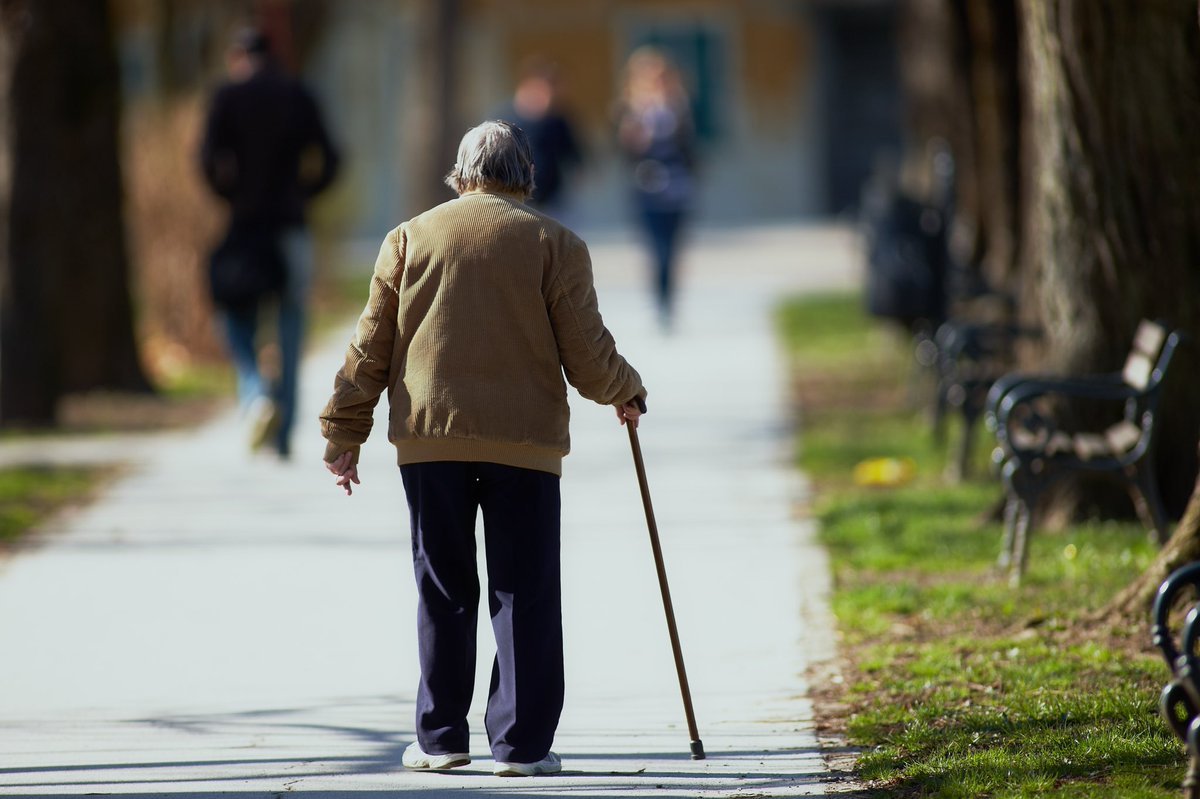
[931, 318, 1037, 481]
[1153, 562, 1200, 798]
[985, 320, 1182, 582]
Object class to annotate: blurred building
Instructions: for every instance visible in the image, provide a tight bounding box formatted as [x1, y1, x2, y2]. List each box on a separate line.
[116, 0, 901, 240]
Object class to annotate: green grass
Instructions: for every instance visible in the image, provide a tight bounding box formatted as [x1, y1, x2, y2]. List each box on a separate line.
[155, 363, 236, 400]
[0, 466, 107, 545]
[776, 292, 883, 363]
[777, 293, 1184, 797]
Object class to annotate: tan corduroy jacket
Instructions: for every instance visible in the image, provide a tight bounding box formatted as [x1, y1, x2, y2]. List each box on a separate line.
[319, 190, 646, 476]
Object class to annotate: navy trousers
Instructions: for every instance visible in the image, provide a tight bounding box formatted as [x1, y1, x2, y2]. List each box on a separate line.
[400, 461, 564, 764]
[639, 208, 684, 322]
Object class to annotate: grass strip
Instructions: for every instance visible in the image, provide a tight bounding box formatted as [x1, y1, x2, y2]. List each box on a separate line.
[777, 293, 1184, 798]
[0, 465, 108, 546]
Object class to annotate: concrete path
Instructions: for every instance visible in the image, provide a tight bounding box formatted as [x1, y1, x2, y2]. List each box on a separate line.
[0, 223, 859, 798]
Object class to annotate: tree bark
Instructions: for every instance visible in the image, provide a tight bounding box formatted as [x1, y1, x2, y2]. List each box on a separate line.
[413, 0, 461, 213]
[1101, 0, 1200, 622]
[0, 0, 57, 423]
[896, 0, 975, 206]
[1105, 444, 1200, 622]
[1018, 0, 1200, 517]
[895, 0, 1025, 302]
[0, 0, 150, 425]
[962, 0, 1022, 290]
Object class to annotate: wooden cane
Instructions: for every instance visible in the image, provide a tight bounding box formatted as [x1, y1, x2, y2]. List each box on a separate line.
[626, 412, 705, 760]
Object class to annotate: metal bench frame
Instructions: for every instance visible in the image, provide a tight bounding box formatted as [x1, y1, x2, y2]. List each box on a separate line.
[931, 320, 1035, 481]
[1154, 563, 1200, 799]
[985, 320, 1182, 583]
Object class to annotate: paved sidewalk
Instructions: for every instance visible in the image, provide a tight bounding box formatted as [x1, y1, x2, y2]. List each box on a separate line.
[0, 223, 859, 798]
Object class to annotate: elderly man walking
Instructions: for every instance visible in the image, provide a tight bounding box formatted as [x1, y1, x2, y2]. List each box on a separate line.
[320, 121, 646, 777]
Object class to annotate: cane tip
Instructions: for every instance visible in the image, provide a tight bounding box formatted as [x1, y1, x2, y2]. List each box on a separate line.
[690, 740, 706, 760]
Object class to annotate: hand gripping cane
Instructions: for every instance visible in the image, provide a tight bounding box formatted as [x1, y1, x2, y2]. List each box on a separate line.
[626, 397, 705, 759]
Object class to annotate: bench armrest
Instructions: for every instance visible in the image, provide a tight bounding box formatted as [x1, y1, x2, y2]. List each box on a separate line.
[985, 371, 1124, 429]
[991, 374, 1136, 456]
[997, 374, 1136, 415]
[1152, 563, 1200, 672]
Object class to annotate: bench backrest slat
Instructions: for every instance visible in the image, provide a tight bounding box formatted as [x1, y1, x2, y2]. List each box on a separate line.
[1122, 320, 1168, 390]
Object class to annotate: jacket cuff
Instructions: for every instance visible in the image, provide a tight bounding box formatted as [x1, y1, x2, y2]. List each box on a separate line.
[323, 441, 361, 465]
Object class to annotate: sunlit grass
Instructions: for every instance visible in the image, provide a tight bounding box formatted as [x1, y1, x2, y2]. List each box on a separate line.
[778, 292, 1183, 798]
[0, 466, 107, 545]
[777, 293, 902, 367]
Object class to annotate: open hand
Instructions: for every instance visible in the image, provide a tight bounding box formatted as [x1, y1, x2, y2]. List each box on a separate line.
[324, 451, 361, 496]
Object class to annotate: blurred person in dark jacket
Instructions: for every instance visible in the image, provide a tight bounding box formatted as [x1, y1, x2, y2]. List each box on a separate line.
[200, 28, 340, 458]
[500, 57, 582, 218]
[615, 47, 696, 332]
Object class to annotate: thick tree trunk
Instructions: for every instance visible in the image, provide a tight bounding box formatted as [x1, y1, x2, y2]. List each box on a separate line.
[1102, 0, 1200, 623]
[0, 0, 57, 423]
[962, 0, 1022, 290]
[1, 0, 150, 425]
[1018, 0, 1200, 517]
[1105, 446, 1200, 622]
[50, 0, 149, 394]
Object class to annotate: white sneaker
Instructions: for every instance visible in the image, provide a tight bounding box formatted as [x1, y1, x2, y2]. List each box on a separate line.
[402, 741, 470, 770]
[245, 396, 279, 452]
[493, 751, 561, 777]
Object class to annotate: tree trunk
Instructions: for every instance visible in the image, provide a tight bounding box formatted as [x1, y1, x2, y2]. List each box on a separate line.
[1105, 445, 1200, 622]
[0, 0, 57, 423]
[1, 0, 150, 425]
[1102, 0, 1200, 623]
[896, 0, 975, 206]
[962, 0, 1022, 290]
[1018, 0, 1200, 518]
[413, 0, 461, 213]
[895, 0, 1024, 303]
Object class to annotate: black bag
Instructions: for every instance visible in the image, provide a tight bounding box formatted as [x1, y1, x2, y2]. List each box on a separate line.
[208, 226, 287, 310]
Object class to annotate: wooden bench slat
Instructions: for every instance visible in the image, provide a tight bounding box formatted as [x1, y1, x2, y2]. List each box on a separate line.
[1122, 352, 1155, 390]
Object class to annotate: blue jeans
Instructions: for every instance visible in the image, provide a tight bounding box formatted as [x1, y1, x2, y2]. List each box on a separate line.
[221, 229, 311, 457]
[639, 208, 684, 320]
[400, 461, 564, 764]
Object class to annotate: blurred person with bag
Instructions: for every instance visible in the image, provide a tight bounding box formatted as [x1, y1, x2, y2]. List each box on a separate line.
[200, 27, 340, 458]
[615, 47, 696, 331]
[319, 121, 646, 776]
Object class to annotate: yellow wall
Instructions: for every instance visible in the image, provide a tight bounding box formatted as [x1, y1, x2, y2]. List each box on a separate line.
[470, 0, 815, 138]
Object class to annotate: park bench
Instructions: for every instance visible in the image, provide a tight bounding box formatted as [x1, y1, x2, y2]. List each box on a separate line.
[1153, 562, 1200, 798]
[930, 317, 1037, 481]
[985, 319, 1182, 582]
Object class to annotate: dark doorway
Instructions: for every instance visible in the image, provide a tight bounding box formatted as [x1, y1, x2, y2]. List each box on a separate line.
[815, 3, 903, 215]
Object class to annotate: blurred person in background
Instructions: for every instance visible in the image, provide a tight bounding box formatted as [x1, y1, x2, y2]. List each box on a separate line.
[320, 121, 646, 777]
[499, 56, 582, 218]
[615, 47, 696, 331]
[200, 27, 340, 459]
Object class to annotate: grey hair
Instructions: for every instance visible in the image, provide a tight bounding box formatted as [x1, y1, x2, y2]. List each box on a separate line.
[444, 120, 536, 200]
